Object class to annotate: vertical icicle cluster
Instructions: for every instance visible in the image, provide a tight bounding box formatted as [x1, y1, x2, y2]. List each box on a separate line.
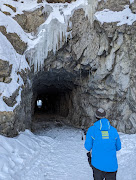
[28, 0, 99, 72]
[86, 0, 99, 24]
[32, 18, 70, 72]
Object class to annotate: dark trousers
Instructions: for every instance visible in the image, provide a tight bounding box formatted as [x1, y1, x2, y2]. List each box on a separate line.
[92, 166, 117, 180]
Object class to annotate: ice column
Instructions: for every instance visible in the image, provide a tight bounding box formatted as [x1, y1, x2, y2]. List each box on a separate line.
[86, 0, 99, 23]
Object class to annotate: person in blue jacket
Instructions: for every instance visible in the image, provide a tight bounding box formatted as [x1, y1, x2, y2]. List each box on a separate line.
[84, 108, 121, 180]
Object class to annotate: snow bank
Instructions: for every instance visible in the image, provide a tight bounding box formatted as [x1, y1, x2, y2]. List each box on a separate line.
[0, 126, 135, 180]
[95, 5, 136, 26]
[0, 130, 40, 180]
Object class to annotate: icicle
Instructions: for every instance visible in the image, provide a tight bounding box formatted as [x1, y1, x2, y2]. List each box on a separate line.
[85, 0, 99, 24]
[29, 0, 96, 72]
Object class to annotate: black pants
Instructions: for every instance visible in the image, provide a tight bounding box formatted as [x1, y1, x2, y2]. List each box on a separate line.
[92, 166, 117, 180]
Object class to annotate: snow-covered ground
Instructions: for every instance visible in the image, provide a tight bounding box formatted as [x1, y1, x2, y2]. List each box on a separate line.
[0, 0, 136, 112]
[0, 122, 136, 180]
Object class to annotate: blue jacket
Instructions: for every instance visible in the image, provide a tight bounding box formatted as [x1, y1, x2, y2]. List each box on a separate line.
[84, 118, 121, 172]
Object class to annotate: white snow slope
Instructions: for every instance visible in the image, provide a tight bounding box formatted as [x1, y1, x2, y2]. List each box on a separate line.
[0, 124, 136, 180]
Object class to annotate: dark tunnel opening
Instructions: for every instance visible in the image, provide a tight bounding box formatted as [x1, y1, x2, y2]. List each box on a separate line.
[31, 69, 77, 127]
[34, 87, 71, 117]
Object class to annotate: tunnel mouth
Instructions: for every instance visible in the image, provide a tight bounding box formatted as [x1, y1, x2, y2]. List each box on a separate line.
[31, 69, 77, 129]
[34, 86, 72, 117]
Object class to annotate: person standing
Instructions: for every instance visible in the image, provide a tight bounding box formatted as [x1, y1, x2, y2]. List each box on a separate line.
[84, 108, 121, 180]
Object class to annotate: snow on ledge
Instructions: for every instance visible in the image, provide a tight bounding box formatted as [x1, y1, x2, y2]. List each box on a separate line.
[94, 5, 136, 26]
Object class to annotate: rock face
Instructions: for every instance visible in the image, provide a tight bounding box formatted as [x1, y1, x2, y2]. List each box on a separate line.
[14, 7, 47, 33]
[3, 88, 20, 107]
[29, 8, 136, 134]
[130, 1, 136, 14]
[1, 0, 136, 136]
[0, 59, 12, 83]
[97, 0, 130, 11]
[46, 0, 76, 3]
[0, 112, 16, 137]
[0, 26, 27, 55]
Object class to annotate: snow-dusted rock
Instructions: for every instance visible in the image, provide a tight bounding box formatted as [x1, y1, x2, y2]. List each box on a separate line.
[0, 59, 12, 83]
[13, 7, 47, 33]
[0, 26, 27, 55]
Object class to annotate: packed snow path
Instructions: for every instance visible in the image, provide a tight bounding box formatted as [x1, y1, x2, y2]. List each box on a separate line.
[13, 123, 92, 180]
[0, 121, 136, 180]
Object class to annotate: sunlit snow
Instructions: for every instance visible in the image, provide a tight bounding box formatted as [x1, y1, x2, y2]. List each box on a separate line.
[0, 124, 135, 180]
[95, 5, 136, 26]
[0, 0, 136, 112]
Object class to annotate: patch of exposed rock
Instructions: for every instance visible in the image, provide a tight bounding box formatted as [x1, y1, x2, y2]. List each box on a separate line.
[13, 7, 48, 33]
[0, 59, 12, 83]
[0, 26, 27, 55]
[0, 112, 16, 137]
[3, 88, 20, 107]
[97, 0, 130, 11]
[130, 1, 136, 14]
[46, 0, 76, 3]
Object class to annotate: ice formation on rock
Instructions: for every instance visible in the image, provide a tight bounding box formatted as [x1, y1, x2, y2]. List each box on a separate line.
[28, 0, 98, 72]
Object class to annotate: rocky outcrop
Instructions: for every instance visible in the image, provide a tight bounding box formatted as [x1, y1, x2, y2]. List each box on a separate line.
[0, 112, 16, 137]
[14, 7, 48, 33]
[0, 26, 27, 55]
[46, 0, 76, 3]
[97, 0, 130, 11]
[3, 88, 20, 107]
[0, 59, 12, 83]
[130, 1, 136, 14]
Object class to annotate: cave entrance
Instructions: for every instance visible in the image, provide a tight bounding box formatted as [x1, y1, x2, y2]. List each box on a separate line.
[32, 69, 76, 128]
[34, 87, 71, 117]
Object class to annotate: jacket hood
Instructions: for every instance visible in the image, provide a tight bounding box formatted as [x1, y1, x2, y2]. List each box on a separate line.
[94, 118, 110, 131]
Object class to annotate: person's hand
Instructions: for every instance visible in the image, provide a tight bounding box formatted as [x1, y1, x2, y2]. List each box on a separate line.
[83, 129, 87, 135]
[87, 152, 92, 167]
